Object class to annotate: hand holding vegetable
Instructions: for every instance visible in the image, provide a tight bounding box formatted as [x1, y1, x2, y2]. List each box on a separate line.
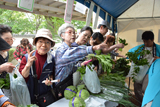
[0, 62, 15, 73]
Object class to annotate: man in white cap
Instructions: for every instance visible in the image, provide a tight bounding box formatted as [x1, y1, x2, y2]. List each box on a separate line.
[97, 20, 112, 37]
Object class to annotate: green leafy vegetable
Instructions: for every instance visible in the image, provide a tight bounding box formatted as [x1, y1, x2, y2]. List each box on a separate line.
[126, 45, 151, 80]
[76, 89, 90, 100]
[69, 97, 86, 107]
[14, 73, 17, 79]
[64, 86, 77, 100]
[118, 38, 128, 51]
[95, 49, 102, 55]
[87, 54, 114, 75]
[0, 74, 10, 89]
[111, 58, 130, 76]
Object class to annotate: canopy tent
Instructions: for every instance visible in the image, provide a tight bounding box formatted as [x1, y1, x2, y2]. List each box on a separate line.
[117, 0, 160, 55]
[75, 0, 160, 55]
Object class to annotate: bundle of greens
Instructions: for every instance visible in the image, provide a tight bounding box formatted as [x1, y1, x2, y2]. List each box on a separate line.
[86, 54, 114, 75]
[77, 54, 114, 79]
[118, 38, 128, 51]
[17, 104, 38, 107]
[126, 45, 150, 80]
[111, 58, 130, 76]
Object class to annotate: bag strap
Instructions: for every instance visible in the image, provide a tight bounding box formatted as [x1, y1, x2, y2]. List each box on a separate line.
[31, 61, 39, 100]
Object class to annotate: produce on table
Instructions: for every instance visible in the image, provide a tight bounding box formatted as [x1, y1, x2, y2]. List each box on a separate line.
[0, 74, 10, 89]
[64, 86, 77, 100]
[76, 89, 90, 100]
[111, 58, 130, 76]
[77, 84, 86, 91]
[92, 73, 137, 107]
[69, 97, 86, 107]
[118, 38, 128, 51]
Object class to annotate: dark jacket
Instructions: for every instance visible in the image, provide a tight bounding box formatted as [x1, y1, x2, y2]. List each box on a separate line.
[24, 52, 55, 102]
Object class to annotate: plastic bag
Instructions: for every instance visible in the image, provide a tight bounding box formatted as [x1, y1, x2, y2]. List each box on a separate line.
[2, 89, 12, 102]
[9, 67, 31, 106]
[73, 71, 80, 86]
[127, 58, 154, 83]
[85, 95, 106, 107]
[83, 65, 101, 93]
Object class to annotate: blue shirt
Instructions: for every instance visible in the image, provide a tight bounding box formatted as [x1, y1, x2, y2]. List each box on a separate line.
[55, 42, 93, 83]
[0, 89, 9, 106]
[142, 59, 160, 107]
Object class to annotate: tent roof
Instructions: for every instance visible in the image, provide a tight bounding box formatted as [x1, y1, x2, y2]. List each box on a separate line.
[0, 0, 87, 21]
[119, 0, 160, 19]
[75, 0, 138, 19]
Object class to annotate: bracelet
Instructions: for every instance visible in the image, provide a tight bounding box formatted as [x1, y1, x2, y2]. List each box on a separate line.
[3, 104, 11, 107]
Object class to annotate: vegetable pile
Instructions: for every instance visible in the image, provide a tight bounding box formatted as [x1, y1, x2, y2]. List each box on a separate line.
[64, 85, 90, 107]
[111, 58, 130, 76]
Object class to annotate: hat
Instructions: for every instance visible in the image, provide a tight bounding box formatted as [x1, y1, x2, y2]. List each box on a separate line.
[0, 37, 11, 51]
[99, 20, 112, 30]
[33, 29, 55, 47]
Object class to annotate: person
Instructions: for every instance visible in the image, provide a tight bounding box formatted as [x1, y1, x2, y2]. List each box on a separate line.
[0, 37, 15, 75]
[13, 38, 33, 63]
[54, 23, 124, 99]
[142, 59, 160, 107]
[71, 26, 93, 47]
[86, 32, 104, 46]
[0, 24, 13, 62]
[106, 34, 126, 59]
[0, 89, 15, 107]
[97, 20, 112, 38]
[128, 31, 160, 106]
[19, 29, 56, 105]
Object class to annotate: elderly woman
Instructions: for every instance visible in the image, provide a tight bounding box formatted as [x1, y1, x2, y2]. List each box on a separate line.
[13, 38, 33, 63]
[71, 26, 93, 47]
[54, 23, 124, 99]
[19, 29, 56, 106]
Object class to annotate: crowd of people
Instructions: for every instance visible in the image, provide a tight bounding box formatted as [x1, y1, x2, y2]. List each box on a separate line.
[0, 20, 159, 107]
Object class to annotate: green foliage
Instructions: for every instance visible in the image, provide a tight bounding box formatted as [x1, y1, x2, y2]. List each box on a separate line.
[77, 66, 86, 80]
[95, 50, 102, 55]
[87, 54, 114, 75]
[118, 38, 128, 51]
[17, 104, 39, 107]
[111, 58, 130, 76]
[126, 45, 151, 80]
[77, 84, 86, 91]
[8, 48, 15, 62]
[0, 74, 10, 89]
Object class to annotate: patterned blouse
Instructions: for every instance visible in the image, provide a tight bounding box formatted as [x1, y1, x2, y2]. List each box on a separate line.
[13, 43, 33, 60]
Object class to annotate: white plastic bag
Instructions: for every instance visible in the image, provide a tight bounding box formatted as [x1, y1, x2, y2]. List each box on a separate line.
[73, 71, 80, 86]
[127, 58, 154, 83]
[9, 67, 31, 106]
[85, 95, 106, 107]
[83, 65, 101, 93]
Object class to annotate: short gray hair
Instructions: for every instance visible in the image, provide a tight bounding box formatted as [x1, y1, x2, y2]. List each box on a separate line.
[58, 23, 75, 37]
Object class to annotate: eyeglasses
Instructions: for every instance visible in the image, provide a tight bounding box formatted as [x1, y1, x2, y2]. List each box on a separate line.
[63, 31, 76, 35]
[37, 40, 51, 45]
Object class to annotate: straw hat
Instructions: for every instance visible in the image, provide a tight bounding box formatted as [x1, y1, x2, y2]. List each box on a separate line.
[33, 29, 55, 47]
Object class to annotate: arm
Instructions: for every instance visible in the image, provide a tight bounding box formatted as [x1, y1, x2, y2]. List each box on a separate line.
[21, 50, 37, 78]
[0, 89, 15, 107]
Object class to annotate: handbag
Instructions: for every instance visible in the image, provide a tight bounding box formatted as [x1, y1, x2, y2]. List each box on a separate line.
[31, 61, 57, 107]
